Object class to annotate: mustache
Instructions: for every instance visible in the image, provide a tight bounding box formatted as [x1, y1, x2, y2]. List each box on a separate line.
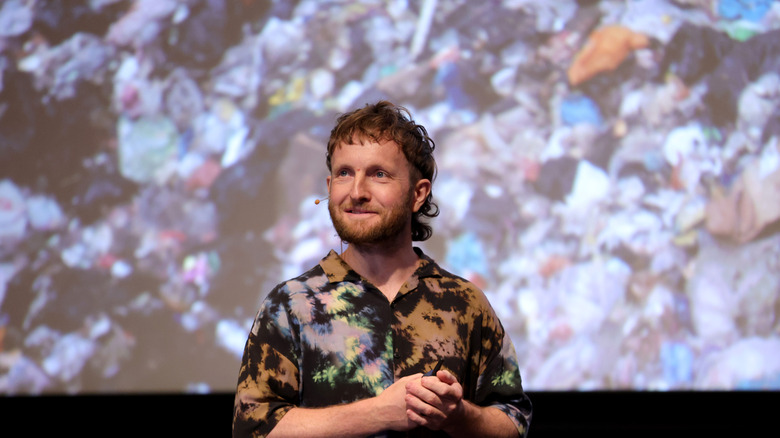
[343, 204, 375, 213]
[329, 199, 373, 212]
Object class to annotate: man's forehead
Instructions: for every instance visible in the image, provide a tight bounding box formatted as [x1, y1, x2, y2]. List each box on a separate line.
[331, 138, 404, 159]
[335, 134, 397, 149]
[330, 138, 415, 175]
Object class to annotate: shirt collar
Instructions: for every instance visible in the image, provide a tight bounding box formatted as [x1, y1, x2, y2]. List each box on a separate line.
[319, 247, 442, 286]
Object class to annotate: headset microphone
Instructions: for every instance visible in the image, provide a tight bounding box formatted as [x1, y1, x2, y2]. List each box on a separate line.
[314, 197, 329, 205]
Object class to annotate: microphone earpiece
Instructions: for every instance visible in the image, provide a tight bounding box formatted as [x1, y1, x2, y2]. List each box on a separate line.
[315, 196, 329, 205]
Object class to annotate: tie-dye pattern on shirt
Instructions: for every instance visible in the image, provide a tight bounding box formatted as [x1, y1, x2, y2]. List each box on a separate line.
[233, 248, 532, 437]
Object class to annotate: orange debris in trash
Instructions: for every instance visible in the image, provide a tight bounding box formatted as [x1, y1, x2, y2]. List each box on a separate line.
[186, 158, 222, 191]
[539, 254, 571, 278]
[567, 25, 650, 86]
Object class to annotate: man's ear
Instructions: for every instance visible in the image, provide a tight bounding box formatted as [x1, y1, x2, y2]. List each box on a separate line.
[412, 179, 431, 213]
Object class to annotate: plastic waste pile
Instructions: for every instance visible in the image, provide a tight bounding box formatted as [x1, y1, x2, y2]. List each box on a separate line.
[1, 0, 780, 393]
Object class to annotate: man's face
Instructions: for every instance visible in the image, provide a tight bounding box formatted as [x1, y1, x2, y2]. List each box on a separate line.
[326, 138, 428, 247]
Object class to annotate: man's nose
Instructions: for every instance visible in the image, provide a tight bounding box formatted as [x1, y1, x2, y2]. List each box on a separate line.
[350, 175, 369, 200]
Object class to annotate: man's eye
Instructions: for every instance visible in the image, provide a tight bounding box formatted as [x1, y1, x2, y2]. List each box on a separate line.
[337, 170, 349, 177]
[375, 171, 386, 178]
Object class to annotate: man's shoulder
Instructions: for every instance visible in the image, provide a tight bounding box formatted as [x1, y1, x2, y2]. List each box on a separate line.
[418, 252, 481, 290]
[419, 256, 493, 304]
[268, 258, 329, 298]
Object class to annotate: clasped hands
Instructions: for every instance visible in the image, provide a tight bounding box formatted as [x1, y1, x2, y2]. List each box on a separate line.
[378, 369, 465, 433]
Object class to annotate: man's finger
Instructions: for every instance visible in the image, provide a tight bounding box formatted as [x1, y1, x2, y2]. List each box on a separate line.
[435, 369, 457, 384]
[406, 394, 445, 421]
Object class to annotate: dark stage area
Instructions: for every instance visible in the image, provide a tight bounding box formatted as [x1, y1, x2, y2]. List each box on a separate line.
[2, 390, 773, 436]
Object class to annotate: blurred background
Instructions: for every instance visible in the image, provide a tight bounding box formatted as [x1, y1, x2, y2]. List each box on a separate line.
[1, 0, 779, 434]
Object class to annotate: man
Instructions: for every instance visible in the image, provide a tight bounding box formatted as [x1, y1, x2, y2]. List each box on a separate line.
[233, 101, 532, 437]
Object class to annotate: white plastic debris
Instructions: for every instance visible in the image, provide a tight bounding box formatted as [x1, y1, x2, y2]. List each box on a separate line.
[0, 179, 27, 243]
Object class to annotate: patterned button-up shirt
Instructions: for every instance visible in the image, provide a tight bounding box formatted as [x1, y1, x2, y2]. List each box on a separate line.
[233, 248, 532, 437]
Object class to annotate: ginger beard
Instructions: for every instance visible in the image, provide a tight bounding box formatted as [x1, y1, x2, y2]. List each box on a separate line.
[328, 185, 415, 246]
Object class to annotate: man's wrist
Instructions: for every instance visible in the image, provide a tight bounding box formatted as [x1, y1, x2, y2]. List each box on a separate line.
[442, 399, 475, 436]
[443, 402, 519, 438]
[271, 398, 391, 438]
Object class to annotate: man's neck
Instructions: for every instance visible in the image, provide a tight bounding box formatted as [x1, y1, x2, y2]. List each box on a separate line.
[340, 239, 419, 302]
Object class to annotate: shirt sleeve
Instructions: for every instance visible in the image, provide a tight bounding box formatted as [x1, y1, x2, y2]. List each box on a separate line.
[476, 306, 533, 437]
[233, 287, 301, 438]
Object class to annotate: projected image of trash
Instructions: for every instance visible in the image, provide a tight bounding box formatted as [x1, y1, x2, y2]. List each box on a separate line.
[1, 0, 779, 394]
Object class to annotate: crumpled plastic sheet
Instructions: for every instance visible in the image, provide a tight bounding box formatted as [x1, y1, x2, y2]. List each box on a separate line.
[1, 0, 780, 394]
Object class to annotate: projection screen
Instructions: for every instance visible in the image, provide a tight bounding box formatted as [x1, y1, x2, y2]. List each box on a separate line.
[1, 0, 780, 395]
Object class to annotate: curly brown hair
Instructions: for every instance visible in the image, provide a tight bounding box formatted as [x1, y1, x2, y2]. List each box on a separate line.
[326, 101, 439, 241]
